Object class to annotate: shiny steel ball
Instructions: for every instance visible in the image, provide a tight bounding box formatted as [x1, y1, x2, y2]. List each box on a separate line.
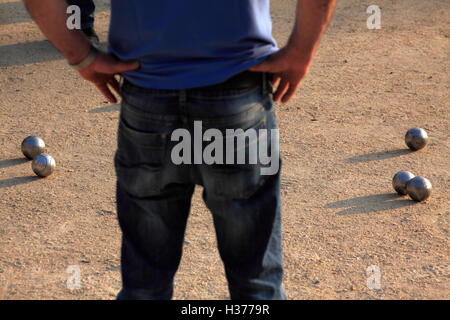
[21, 136, 46, 159]
[32, 154, 56, 178]
[392, 170, 415, 195]
[406, 176, 432, 202]
[405, 128, 428, 151]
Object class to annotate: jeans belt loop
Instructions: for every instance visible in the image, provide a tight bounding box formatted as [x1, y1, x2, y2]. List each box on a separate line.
[262, 72, 267, 95]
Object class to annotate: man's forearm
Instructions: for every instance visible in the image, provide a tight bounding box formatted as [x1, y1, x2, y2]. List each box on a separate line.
[23, 0, 91, 64]
[288, 0, 336, 60]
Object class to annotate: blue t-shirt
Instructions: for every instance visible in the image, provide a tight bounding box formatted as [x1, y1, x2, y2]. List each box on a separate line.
[108, 0, 278, 89]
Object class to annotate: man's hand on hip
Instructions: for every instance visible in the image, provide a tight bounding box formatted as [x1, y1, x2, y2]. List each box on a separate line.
[22, 0, 139, 104]
[79, 53, 140, 104]
[250, 0, 336, 104]
[249, 47, 312, 104]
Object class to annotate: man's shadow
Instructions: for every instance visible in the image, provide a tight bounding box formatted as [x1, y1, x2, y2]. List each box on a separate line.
[0, 40, 110, 68]
[0, 40, 63, 67]
[345, 149, 411, 163]
[89, 104, 120, 113]
[326, 193, 415, 215]
[0, 1, 33, 25]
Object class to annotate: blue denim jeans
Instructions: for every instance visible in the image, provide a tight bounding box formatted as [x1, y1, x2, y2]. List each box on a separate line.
[67, 0, 95, 29]
[115, 72, 285, 300]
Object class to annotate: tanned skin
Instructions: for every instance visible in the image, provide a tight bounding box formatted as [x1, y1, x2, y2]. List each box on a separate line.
[250, 0, 336, 103]
[23, 0, 139, 103]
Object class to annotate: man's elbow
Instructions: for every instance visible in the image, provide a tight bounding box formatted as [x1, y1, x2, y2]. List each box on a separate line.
[321, 0, 337, 9]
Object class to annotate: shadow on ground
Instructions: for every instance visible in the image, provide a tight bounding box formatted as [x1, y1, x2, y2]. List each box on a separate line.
[0, 158, 28, 169]
[89, 104, 120, 113]
[345, 149, 412, 163]
[0, 40, 109, 67]
[0, 176, 38, 189]
[0, 40, 62, 67]
[326, 193, 415, 215]
[0, 1, 31, 25]
[0, 0, 110, 26]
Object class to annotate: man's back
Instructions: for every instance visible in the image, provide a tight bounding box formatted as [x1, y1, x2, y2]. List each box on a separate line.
[109, 0, 278, 89]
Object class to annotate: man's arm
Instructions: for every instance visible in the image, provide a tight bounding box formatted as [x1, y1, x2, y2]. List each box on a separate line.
[250, 0, 336, 103]
[23, 0, 139, 103]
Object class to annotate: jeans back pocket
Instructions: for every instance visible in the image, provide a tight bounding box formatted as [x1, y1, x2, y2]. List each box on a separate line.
[201, 115, 277, 200]
[115, 118, 168, 198]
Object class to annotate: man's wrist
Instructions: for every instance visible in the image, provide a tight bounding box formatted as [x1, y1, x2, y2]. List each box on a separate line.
[65, 39, 92, 64]
[285, 41, 314, 62]
[69, 45, 99, 71]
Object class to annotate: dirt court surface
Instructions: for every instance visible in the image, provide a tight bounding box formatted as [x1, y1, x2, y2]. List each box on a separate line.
[0, 0, 449, 300]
